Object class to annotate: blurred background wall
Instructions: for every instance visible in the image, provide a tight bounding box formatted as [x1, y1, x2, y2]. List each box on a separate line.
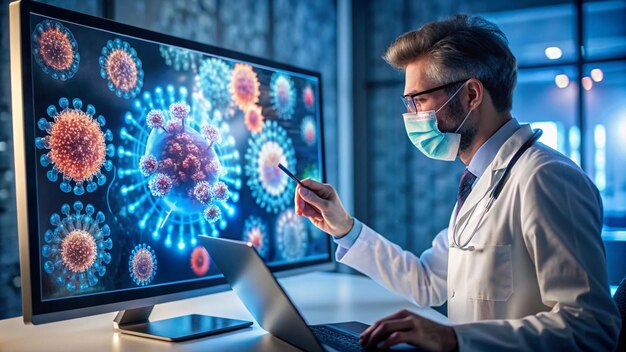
[1, 0, 624, 319]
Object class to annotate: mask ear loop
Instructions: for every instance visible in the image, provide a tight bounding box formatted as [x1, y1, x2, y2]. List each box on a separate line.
[435, 82, 465, 114]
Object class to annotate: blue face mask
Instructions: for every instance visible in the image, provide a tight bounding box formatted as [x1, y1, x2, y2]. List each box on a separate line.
[402, 84, 472, 161]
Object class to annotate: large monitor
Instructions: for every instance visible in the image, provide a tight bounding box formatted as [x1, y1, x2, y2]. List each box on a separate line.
[10, 0, 331, 340]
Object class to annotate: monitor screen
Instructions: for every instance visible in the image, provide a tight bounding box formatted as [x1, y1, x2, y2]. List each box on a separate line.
[12, 1, 329, 320]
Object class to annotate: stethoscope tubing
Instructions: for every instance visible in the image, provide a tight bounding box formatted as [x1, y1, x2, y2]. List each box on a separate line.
[450, 129, 543, 251]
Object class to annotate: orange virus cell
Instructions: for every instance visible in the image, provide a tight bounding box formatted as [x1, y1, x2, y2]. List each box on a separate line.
[244, 105, 265, 134]
[190, 246, 210, 276]
[36, 97, 114, 195]
[31, 20, 80, 80]
[61, 230, 97, 273]
[229, 63, 260, 111]
[99, 38, 144, 99]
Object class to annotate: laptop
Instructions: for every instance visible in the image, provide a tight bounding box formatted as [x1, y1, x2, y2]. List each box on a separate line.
[199, 235, 417, 352]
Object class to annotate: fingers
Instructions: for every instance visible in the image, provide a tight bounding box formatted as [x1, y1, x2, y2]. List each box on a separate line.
[378, 331, 411, 349]
[301, 178, 334, 199]
[361, 309, 412, 340]
[361, 317, 412, 349]
[297, 185, 330, 210]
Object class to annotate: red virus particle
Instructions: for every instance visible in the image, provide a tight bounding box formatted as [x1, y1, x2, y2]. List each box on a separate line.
[60, 230, 97, 273]
[229, 63, 260, 111]
[303, 85, 315, 111]
[49, 110, 106, 182]
[38, 27, 73, 71]
[244, 105, 265, 134]
[99, 39, 144, 99]
[36, 98, 114, 195]
[129, 244, 157, 286]
[31, 20, 80, 80]
[190, 246, 210, 276]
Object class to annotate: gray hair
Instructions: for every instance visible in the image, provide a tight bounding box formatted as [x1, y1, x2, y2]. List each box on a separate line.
[384, 14, 517, 112]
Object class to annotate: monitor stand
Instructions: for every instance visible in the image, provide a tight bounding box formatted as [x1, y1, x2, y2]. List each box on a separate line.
[113, 306, 253, 342]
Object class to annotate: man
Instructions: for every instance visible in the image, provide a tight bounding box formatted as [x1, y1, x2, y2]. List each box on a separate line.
[294, 15, 621, 351]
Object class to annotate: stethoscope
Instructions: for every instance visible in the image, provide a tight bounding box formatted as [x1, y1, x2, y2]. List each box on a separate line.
[450, 129, 543, 251]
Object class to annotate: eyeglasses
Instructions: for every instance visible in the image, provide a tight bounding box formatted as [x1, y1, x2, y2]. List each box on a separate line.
[401, 79, 469, 113]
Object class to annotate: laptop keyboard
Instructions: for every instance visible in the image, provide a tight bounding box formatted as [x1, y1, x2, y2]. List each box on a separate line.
[310, 325, 364, 352]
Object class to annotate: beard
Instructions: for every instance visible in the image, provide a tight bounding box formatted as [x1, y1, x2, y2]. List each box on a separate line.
[436, 95, 477, 153]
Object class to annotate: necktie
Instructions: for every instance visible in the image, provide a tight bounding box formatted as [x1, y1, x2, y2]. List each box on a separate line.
[456, 168, 477, 217]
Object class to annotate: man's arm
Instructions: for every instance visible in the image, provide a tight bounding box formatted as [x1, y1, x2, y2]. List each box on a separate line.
[453, 160, 621, 351]
[337, 223, 449, 308]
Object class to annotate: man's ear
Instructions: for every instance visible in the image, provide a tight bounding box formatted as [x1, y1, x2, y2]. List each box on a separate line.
[465, 78, 483, 111]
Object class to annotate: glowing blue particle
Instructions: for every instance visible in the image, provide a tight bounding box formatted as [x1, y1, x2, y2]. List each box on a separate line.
[35, 97, 114, 195]
[243, 216, 269, 259]
[244, 120, 296, 213]
[270, 73, 296, 120]
[99, 38, 144, 99]
[116, 85, 242, 249]
[159, 45, 201, 72]
[128, 243, 157, 286]
[42, 201, 112, 293]
[276, 209, 308, 261]
[197, 58, 233, 116]
[31, 20, 80, 80]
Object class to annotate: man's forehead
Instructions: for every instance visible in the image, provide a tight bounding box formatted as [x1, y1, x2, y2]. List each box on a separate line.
[403, 58, 434, 96]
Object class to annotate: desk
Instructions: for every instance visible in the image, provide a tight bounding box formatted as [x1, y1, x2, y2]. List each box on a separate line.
[0, 272, 449, 351]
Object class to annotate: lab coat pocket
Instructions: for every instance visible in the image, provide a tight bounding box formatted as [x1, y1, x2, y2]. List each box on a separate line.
[468, 244, 513, 302]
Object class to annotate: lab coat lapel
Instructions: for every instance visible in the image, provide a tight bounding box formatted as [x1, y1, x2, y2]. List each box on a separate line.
[454, 125, 534, 228]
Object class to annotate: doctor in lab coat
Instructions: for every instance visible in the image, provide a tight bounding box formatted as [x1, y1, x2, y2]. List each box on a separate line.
[294, 15, 621, 351]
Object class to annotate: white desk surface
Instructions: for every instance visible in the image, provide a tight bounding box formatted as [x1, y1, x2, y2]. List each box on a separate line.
[0, 271, 449, 351]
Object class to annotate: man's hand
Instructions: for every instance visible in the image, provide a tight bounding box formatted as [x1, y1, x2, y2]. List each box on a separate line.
[294, 178, 353, 237]
[360, 309, 458, 351]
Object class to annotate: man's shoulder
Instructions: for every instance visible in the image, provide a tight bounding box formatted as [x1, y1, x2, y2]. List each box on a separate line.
[519, 142, 597, 194]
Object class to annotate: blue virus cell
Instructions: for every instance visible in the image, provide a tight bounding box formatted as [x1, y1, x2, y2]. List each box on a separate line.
[275, 209, 308, 261]
[159, 45, 201, 72]
[270, 73, 296, 120]
[99, 38, 144, 99]
[197, 57, 233, 117]
[117, 85, 242, 250]
[300, 116, 317, 146]
[41, 201, 112, 292]
[244, 120, 296, 213]
[35, 97, 114, 195]
[31, 20, 80, 81]
[243, 215, 269, 259]
[129, 243, 157, 286]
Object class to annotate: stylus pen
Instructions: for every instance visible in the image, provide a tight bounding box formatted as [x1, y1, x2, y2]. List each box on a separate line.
[277, 163, 310, 190]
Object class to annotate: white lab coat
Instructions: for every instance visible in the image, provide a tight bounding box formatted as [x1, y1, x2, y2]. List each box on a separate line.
[337, 125, 621, 351]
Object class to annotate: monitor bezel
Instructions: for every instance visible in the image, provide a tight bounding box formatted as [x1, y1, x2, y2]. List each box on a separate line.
[10, 0, 332, 325]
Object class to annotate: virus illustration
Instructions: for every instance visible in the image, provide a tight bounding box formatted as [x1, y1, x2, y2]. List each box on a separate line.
[243, 215, 269, 259]
[31, 20, 80, 81]
[244, 105, 265, 134]
[35, 97, 114, 195]
[141, 101, 230, 225]
[160, 45, 201, 72]
[117, 85, 242, 250]
[270, 73, 296, 120]
[300, 116, 316, 146]
[244, 120, 296, 213]
[197, 57, 233, 116]
[41, 201, 112, 293]
[302, 84, 315, 111]
[229, 63, 260, 112]
[275, 209, 308, 261]
[190, 245, 210, 276]
[99, 38, 144, 99]
[129, 243, 157, 286]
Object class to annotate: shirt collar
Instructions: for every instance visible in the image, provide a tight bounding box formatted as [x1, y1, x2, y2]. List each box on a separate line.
[467, 118, 521, 178]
